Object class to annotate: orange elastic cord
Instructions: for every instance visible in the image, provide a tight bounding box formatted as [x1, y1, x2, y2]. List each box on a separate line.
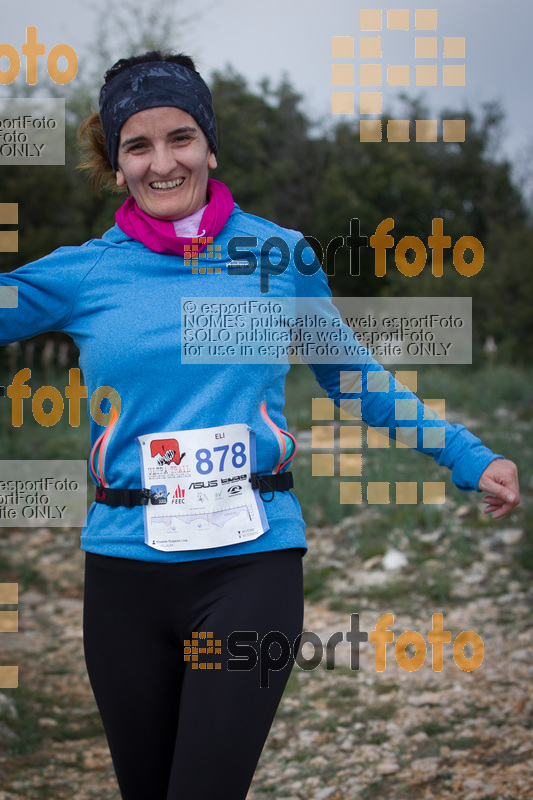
[278, 429, 297, 472]
[89, 431, 106, 485]
[89, 406, 119, 487]
[260, 401, 297, 474]
[98, 406, 119, 488]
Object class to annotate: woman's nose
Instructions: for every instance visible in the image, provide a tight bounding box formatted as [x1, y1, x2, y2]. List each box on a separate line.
[150, 144, 177, 175]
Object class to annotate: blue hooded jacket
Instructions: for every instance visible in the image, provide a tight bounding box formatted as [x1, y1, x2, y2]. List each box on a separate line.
[0, 205, 500, 561]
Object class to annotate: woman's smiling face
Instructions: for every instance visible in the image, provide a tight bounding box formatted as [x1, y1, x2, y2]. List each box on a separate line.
[115, 106, 217, 221]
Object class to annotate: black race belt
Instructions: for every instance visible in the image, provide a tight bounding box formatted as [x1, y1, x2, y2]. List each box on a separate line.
[95, 472, 294, 508]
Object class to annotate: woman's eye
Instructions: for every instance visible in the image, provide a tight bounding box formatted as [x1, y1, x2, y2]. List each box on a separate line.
[125, 142, 147, 152]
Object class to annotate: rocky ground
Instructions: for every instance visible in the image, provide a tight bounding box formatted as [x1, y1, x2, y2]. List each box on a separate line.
[0, 505, 531, 799]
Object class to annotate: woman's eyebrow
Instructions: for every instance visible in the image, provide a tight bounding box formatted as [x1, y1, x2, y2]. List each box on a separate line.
[167, 126, 198, 137]
[120, 126, 198, 149]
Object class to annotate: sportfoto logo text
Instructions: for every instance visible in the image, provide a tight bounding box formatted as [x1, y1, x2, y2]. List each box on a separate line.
[186, 613, 484, 687]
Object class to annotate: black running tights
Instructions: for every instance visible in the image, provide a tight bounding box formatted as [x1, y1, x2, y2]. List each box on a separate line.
[83, 548, 304, 800]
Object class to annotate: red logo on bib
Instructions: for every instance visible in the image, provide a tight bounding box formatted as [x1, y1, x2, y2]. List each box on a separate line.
[150, 438, 185, 466]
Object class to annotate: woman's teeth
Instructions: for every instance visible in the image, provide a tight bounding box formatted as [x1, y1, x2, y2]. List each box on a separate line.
[150, 178, 185, 190]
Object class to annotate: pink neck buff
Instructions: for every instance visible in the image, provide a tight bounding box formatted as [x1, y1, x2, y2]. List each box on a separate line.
[115, 178, 234, 256]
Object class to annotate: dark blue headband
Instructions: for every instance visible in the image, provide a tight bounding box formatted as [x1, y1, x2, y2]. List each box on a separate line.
[99, 61, 218, 172]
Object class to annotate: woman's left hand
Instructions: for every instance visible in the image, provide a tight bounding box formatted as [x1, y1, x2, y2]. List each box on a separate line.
[478, 459, 520, 519]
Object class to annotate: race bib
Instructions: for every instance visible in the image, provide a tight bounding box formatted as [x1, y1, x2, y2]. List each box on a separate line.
[136, 424, 269, 551]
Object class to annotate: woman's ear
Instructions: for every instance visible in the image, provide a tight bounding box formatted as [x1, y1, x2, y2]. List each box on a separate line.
[208, 151, 217, 170]
[116, 167, 126, 188]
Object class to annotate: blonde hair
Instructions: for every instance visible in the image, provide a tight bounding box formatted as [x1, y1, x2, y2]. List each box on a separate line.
[77, 111, 127, 196]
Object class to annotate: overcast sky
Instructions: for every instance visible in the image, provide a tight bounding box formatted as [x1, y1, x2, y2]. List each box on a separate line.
[3, 1, 533, 169]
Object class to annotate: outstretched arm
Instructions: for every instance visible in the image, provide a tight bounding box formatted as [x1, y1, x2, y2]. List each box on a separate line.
[0, 245, 105, 345]
[291, 247, 521, 518]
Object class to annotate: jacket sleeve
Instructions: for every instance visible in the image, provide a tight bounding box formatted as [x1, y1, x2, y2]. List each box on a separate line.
[292, 252, 501, 493]
[0, 244, 105, 345]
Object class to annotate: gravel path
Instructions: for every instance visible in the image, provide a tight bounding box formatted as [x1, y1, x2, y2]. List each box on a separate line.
[0, 515, 531, 800]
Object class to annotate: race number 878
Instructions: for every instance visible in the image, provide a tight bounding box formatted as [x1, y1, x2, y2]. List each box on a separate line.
[196, 443, 247, 474]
